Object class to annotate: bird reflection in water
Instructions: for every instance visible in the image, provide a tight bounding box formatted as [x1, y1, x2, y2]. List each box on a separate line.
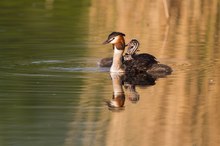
[124, 84, 139, 103]
[106, 73, 125, 111]
[106, 72, 157, 111]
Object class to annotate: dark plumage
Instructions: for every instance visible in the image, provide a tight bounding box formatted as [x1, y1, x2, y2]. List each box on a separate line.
[124, 53, 158, 73]
[124, 39, 172, 75]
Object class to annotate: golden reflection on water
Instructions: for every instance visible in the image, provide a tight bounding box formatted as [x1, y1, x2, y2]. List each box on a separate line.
[67, 0, 220, 146]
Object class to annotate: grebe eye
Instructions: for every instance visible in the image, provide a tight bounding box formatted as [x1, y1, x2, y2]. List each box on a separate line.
[109, 37, 115, 42]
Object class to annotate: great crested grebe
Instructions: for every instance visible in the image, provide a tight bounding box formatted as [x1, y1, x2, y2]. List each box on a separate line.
[103, 32, 172, 74]
[103, 32, 126, 72]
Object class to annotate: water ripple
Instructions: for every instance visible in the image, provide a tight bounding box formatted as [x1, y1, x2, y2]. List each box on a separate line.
[48, 67, 109, 72]
[31, 60, 65, 64]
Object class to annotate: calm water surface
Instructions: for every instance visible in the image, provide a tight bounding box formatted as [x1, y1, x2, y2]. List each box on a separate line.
[0, 0, 220, 146]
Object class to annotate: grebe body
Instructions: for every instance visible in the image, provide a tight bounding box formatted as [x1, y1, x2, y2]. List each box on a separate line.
[124, 39, 172, 75]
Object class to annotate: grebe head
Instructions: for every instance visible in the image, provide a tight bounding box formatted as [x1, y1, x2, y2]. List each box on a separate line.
[103, 32, 125, 45]
[126, 39, 140, 55]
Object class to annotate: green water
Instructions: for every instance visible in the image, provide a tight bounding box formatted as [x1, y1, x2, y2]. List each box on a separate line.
[0, 1, 99, 146]
[1, 0, 220, 146]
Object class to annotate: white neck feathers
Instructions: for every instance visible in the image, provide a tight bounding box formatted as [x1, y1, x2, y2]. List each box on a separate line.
[110, 46, 125, 72]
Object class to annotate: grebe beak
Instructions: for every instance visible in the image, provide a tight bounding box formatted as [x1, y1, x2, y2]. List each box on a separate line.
[102, 39, 110, 44]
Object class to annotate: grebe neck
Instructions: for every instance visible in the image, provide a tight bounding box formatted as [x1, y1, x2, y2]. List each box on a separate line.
[110, 46, 125, 72]
[107, 72, 125, 108]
